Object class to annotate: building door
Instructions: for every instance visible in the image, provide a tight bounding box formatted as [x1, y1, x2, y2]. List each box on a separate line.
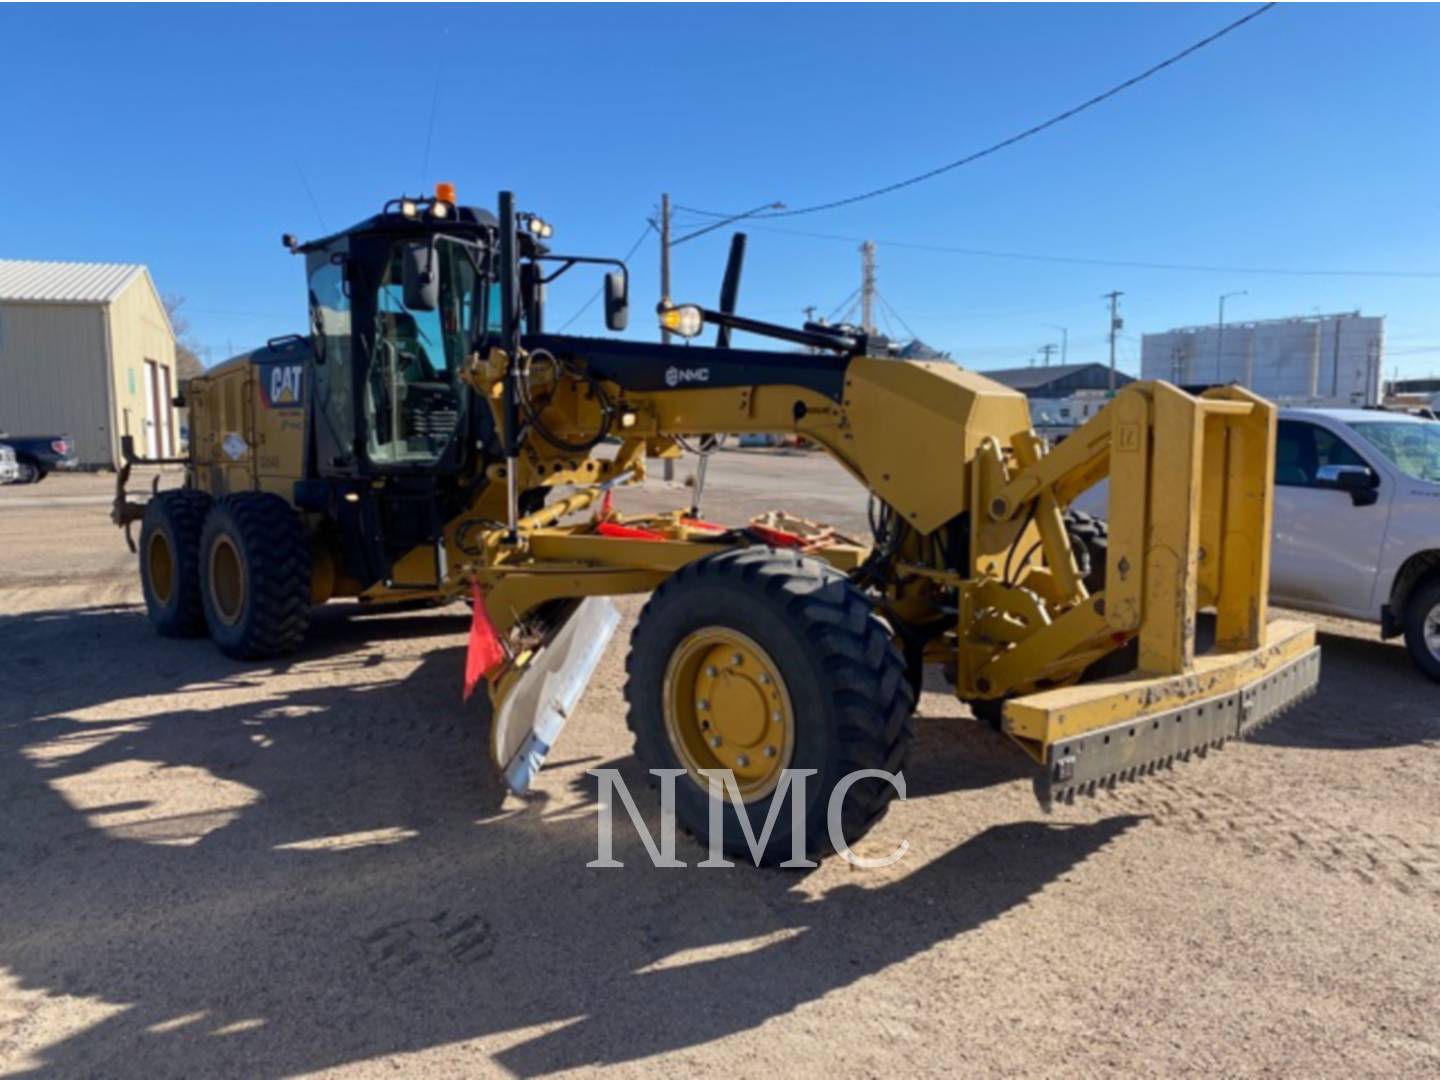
[158, 363, 175, 456]
[143, 360, 159, 457]
[143, 358, 173, 457]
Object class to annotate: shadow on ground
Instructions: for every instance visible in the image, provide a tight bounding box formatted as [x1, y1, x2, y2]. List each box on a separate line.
[0, 601, 1134, 1077]
[1251, 629, 1440, 751]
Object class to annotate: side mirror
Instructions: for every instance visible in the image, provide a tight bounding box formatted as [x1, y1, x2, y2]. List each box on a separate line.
[1316, 464, 1379, 506]
[402, 241, 438, 312]
[604, 270, 628, 332]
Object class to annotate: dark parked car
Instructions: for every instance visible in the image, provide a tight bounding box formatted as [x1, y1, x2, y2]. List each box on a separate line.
[0, 433, 79, 483]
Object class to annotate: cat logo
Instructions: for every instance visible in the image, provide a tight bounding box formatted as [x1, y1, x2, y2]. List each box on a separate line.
[265, 364, 304, 409]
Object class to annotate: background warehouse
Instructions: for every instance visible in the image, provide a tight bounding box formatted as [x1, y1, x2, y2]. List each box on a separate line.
[0, 259, 180, 468]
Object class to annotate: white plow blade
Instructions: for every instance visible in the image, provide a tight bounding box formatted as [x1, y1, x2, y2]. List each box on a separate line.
[491, 597, 621, 794]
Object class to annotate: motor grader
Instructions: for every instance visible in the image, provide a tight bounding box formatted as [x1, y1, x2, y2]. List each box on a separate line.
[115, 184, 1319, 863]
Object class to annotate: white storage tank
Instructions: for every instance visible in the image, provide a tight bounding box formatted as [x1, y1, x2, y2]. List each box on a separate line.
[1141, 312, 1384, 406]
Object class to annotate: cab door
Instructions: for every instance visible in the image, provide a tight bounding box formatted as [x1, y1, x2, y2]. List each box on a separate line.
[1270, 418, 1392, 617]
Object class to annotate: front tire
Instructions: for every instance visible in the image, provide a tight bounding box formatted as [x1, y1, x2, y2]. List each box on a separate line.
[625, 548, 915, 865]
[199, 492, 311, 659]
[1402, 578, 1440, 683]
[139, 489, 212, 637]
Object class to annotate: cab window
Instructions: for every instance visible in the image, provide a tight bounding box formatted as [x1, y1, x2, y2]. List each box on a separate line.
[306, 244, 355, 463]
[1275, 420, 1368, 487]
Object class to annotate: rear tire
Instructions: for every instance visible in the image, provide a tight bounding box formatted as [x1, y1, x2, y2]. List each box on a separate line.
[199, 492, 311, 659]
[15, 461, 40, 485]
[1402, 578, 1440, 683]
[625, 548, 915, 866]
[139, 489, 212, 637]
[1064, 509, 1108, 594]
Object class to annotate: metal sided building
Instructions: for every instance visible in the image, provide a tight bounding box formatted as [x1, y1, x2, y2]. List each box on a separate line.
[1141, 312, 1384, 407]
[0, 259, 178, 467]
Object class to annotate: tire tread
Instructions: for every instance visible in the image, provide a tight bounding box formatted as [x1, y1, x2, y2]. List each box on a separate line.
[624, 547, 916, 862]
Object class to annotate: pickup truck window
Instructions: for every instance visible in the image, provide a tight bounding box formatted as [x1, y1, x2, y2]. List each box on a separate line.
[1351, 421, 1440, 483]
[1276, 420, 1367, 487]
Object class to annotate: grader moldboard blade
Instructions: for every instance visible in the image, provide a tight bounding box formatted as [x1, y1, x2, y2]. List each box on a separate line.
[490, 597, 621, 793]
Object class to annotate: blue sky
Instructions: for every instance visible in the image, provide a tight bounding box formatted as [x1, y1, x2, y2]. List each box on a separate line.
[2, 3, 1437, 375]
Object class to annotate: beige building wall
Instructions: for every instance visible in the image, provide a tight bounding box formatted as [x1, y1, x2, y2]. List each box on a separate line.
[0, 301, 112, 465]
[0, 271, 178, 467]
[106, 275, 178, 463]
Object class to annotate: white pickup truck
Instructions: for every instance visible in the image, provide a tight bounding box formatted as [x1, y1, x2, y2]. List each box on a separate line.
[1270, 407, 1440, 680]
[1075, 407, 1440, 681]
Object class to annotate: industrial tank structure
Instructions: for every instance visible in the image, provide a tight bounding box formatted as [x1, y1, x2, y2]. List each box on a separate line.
[1141, 312, 1384, 406]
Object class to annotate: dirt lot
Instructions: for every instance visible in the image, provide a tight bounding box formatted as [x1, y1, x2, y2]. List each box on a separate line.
[2, 459, 1438, 1078]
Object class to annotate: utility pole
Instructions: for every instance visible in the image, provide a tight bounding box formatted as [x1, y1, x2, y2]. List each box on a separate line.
[659, 193, 674, 479]
[1104, 291, 1124, 393]
[1039, 343, 1058, 368]
[1216, 290, 1246, 385]
[860, 241, 877, 336]
[659, 193, 672, 345]
[1044, 324, 1068, 366]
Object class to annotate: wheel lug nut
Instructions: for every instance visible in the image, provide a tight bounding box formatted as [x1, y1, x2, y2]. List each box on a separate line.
[736, 754, 749, 767]
[732, 653, 743, 666]
[772, 711, 783, 724]
[705, 666, 717, 678]
[759, 673, 771, 685]
[763, 746, 777, 758]
[710, 735, 723, 748]
[697, 699, 709, 711]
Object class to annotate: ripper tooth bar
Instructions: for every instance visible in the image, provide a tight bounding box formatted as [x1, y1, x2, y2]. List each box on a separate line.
[1033, 649, 1322, 808]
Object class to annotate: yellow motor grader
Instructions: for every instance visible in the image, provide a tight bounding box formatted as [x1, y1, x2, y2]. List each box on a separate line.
[115, 185, 1318, 863]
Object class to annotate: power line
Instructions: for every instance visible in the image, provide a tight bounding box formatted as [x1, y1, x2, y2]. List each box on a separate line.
[826, 287, 859, 323]
[418, 54, 445, 188]
[740, 222, 1440, 280]
[295, 162, 327, 232]
[558, 221, 655, 332]
[876, 298, 896, 339]
[680, 4, 1277, 221]
[875, 291, 919, 341]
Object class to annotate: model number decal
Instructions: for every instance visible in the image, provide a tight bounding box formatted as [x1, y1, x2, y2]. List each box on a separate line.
[664, 366, 710, 388]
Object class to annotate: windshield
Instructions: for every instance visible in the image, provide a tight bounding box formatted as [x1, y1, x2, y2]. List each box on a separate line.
[1351, 420, 1440, 483]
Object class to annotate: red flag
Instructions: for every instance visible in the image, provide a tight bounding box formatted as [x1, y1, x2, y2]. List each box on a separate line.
[596, 520, 664, 541]
[463, 580, 506, 702]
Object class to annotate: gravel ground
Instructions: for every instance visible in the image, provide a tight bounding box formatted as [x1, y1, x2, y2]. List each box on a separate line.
[1, 462, 1437, 1078]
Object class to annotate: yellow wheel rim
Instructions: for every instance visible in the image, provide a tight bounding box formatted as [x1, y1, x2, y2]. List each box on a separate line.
[146, 531, 174, 605]
[663, 628, 795, 802]
[209, 535, 244, 627]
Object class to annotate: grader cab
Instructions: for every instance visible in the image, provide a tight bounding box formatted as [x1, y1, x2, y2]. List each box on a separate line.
[115, 184, 1318, 863]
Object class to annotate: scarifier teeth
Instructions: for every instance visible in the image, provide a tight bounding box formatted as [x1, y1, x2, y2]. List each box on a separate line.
[1033, 649, 1320, 809]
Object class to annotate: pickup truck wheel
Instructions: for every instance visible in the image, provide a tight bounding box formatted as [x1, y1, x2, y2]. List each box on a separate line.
[139, 489, 213, 637]
[15, 461, 40, 484]
[199, 493, 311, 659]
[1402, 579, 1440, 683]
